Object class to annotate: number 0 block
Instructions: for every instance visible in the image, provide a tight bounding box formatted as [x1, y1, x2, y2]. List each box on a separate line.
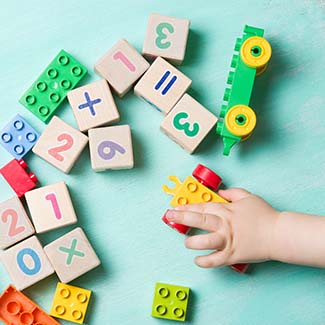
[89, 125, 134, 172]
[32, 116, 88, 174]
[0, 236, 55, 290]
[160, 94, 218, 153]
[25, 182, 78, 234]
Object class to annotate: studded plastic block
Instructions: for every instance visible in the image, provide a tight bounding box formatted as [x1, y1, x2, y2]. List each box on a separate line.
[19, 50, 87, 123]
[0, 159, 38, 197]
[50, 282, 91, 324]
[151, 283, 190, 321]
[0, 114, 39, 159]
[0, 285, 60, 325]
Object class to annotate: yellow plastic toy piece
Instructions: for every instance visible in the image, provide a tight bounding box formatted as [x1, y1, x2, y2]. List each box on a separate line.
[162, 176, 227, 207]
[240, 36, 272, 68]
[225, 105, 256, 137]
[50, 282, 91, 324]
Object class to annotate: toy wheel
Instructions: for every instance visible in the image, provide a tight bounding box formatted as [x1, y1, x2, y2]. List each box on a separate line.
[256, 63, 268, 76]
[230, 263, 249, 273]
[192, 164, 222, 191]
[162, 212, 191, 235]
[225, 105, 256, 137]
[240, 36, 272, 68]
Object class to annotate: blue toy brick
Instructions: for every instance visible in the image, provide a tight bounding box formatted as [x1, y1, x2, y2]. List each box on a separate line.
[0, 114, 39, 159]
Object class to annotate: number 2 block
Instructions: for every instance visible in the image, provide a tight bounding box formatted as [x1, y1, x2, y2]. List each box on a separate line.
[32, 116, 88, 174]
[160, 94, 218, 153]
[89, 125, 134, 172]
[25, 182, 78, 233]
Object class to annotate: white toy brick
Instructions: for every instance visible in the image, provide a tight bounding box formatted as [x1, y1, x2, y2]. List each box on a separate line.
[160, 94, 218, 153]
[89, 125, 134, 172]
[0, 196, 35, 250]
[0, 236, 55, 290]
[143, 13, 190, 65]
[95, 39, 150, 97]
[44, 227, 100, 283]
[32, 116, 88, 174]
[134, 57, 191, 115]
[25, 182, 77, 234]
[67, 79, 120, 132]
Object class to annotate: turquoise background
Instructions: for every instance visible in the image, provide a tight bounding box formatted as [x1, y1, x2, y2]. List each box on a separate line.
[0, 1, 325, 324]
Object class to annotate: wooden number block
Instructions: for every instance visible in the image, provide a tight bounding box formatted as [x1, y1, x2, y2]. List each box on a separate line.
[44, 227, 101, 283]
[160, 94, 218, 153]
[143, 13, 190, 65]
[25, 182, 77, 234]
[0, 196, 35, 250]
[0, 236, 55, 290]
[134, 57, 191, 115]
[95, 39, 150, 97]
[89, 125, 134, 172]
[67, 79, 120, 132]
[32, 116, 88, 174]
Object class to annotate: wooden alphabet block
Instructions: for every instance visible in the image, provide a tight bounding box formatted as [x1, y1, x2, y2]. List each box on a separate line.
[25, 182, 77, 234]
[32, 116, 88, 174]
[0, 196, 35, 250]
[95, 39, 150, 97]
[89, 125, 134, 172]
[0, 236, 55, 290]
[143, 13, 190, 65]
[134, 57, 191, 115]
[160, 94, 218, 153]
[67, 79, 120, 132]
[44, 227, 101, 283]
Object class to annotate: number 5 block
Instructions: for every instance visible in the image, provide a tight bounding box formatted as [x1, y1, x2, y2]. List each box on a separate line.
[160, 94, 218, 153]
[25, 182, 78, 233]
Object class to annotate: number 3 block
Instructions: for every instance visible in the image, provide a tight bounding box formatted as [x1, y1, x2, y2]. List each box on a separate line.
[89, 125, 134, 172]
[160, 94, 218, 153]
[25, 182, 78, 233]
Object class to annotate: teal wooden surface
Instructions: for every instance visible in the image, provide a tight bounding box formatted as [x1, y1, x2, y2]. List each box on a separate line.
[0, 1, 325, 324]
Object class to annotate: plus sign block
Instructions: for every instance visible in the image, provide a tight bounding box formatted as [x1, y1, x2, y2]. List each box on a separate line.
[19, 50, 87, 123]
[32, 116, 88, 173]
[134, 57, 191, 115]
[50, 282, 91, 324]
[68, 79, 120, 132]
[0, 236, 55, 290]
[0, 196, 35, 250]
[44, 227, 101, 283]
[95, 38, 150, 97]
[0, 114, 39, 159]
[143, 14, 190, 65]
[25, 181, 77, 234]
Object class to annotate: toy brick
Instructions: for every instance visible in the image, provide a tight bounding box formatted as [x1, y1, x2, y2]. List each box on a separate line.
[0, 236, 55, 290]
[0, 114, 39, 159]
[151, 283, 190, 322]
[95, 39, 150, 97]
[0, 285, 60, 325]
[0, 159, 38, 198]
[32, 116, 88, 173]
[68, 79, 120, 132]
[134, 57, 191, 115]
[50, 282, 91, 324]
[143, 13, 190, 65]
[25, 182, 77, 234]
[89, 125, 134, 172]
[44, 227, 101, 283]
[19, 50, 87, 123]
[160, 94, 218, 153]
[0, 196, 35, 250]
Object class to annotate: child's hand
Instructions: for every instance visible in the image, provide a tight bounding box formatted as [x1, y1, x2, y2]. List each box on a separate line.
[165, 188, 280, 268]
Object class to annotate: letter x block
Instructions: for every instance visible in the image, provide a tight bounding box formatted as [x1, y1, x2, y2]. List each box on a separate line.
[44, 227, 101, 283]
[134, 57, 191, 114]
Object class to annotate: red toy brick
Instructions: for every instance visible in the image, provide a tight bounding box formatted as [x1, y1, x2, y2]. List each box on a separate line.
[192, 164, 222, 191]
[230, 263, 249, 274]
[162, 211, 191, 235]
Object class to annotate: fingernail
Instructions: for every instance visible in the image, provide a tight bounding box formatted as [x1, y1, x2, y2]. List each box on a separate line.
[165, 209, 175, 221]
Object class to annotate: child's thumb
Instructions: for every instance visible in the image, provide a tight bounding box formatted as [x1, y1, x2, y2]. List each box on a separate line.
[218, 188, 251, 202]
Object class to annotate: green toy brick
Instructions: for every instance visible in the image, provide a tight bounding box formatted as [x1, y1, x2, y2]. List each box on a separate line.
[151, 283, 190, 322]
[19, 50, 87, 123]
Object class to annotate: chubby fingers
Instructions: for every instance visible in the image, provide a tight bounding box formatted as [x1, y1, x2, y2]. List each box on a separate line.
[195, 251, 228, 268]
[185, 232, 225, 250]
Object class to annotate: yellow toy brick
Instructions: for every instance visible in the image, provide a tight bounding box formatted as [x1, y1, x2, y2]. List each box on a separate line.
[50, 282, 91, 324]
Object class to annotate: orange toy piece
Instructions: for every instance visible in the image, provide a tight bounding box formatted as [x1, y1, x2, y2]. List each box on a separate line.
[0, 285, 61, 325]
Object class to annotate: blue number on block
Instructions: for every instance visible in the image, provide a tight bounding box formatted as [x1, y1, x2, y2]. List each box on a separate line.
[17, 248, 41, 275]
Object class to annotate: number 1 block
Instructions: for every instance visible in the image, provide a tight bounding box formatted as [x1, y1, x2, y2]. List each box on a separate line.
[25, 182, 78, 233]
